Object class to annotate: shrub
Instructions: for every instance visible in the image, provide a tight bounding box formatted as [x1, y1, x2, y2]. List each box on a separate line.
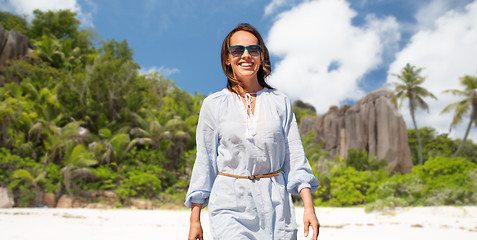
[327, 164, 388, 207]
[312, 149, 390, 207]
[345, 148, 387, 171]
[41, 163, 62, 193]
[370, 156, 477, 208]
[0, 148, 44, 206]
[418, 156, 476, 205]
[115, 169, 162, 200]
[114, 148, 170, 200]
[83, 165, 118, 191]
[328, 166, 369, 206]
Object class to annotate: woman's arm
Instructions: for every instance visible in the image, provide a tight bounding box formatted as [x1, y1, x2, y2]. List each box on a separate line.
[188, 203, 203, 240]
[300, 187, 320, 240]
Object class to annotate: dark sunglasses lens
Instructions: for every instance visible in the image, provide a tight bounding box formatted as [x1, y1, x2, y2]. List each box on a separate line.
[248, 46, 261, 56]
[231, 46, 245, 56]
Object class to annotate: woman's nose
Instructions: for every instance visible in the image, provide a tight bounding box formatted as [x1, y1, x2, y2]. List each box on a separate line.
[242, 49, 252, 57]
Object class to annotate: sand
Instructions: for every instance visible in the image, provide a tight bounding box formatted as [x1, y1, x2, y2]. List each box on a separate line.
[0, 206, 476, 239]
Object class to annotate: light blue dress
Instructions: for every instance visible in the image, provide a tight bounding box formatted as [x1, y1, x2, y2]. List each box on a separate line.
[185, 88, 319, 240]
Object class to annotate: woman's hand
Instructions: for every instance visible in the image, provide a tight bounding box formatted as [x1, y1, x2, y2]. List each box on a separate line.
[303, 206, 319, 240]
[188, 220, 203, 240]
[300, 187, 320, 240]
[188, 203, 204, 240]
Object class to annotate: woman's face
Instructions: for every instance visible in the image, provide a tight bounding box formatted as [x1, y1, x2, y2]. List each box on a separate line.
[226, 31, 261, 82]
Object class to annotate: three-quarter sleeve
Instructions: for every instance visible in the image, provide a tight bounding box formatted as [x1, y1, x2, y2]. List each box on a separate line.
[184, 97, 219, 208]
[282, 96, 319, 195]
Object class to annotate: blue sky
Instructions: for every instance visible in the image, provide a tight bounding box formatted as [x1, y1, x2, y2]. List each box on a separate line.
[2, 0, 477, 142]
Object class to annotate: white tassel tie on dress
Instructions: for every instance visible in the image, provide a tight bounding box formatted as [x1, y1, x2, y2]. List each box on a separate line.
[244, 93, 257, 139]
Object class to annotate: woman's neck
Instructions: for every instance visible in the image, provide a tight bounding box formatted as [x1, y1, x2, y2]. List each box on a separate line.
[239, 78, 263, 95]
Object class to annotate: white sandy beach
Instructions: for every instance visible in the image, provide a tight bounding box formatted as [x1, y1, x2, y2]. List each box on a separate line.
[0, 206, 476, 240]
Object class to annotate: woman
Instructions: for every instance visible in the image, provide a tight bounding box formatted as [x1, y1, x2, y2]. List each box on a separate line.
[186, 23, 320, 240]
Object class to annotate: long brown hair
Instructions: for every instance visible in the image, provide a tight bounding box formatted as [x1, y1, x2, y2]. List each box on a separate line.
[221, 23, 273, 94]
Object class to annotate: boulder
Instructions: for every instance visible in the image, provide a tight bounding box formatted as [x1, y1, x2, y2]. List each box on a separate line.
[131, 199, 153, 210]
[0, 187, 14, 208]
[56, 195, 74, 208]
[101, 191, 117, 198]
[41, 193, 56, 208]
[72, 199, 84, 208]
[300, 88, 413, 173]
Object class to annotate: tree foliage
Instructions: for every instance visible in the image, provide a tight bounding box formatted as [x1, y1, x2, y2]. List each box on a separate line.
[0, 11, 28, 34]
[29, 9, 80, 40]
[407, 127, 477, 165]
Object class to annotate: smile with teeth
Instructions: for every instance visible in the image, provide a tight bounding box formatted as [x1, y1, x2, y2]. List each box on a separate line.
[239, 62, 254, 68]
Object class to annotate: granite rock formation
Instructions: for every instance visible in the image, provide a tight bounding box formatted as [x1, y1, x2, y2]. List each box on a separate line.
[293, 99, 317, 113]
[0, 24, 29, 85]
[300, 88, 413, 173]
[0, 24, 29, 65]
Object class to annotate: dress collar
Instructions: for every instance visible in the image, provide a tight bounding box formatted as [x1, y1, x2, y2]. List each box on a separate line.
[223, 87, 269, 96]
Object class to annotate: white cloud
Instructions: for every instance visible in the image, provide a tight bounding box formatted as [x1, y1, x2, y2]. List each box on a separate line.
[264, 0, 301, 16]
[386, 1, 477, 142]
[266, 0, 399, 113]
[415, 0, 471, 31]
[0, 0, 94, 27]
[2, 0, 80, 15]
[140, 66, 180, 78]
[364, 14, 401, 62]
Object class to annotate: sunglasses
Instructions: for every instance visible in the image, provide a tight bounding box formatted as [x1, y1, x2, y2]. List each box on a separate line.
[229, 45, 262, 57]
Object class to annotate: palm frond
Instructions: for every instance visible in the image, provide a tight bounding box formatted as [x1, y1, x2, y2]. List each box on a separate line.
[442, 89, 465, 96]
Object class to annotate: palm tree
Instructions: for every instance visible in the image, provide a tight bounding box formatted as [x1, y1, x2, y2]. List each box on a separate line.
[31, 35, 63, 68]
[441, 73, 477, 156]
[32, 35, 81, 69]
[391, 63, 437, 165]
[61, 144, 98, 195]
[129, 119, 166, 150]
[43, 121, 88, 164]
[88, 127, 134, 164]
[13, 168, 46, 206]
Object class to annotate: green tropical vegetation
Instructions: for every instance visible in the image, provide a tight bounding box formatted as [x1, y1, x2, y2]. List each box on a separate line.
[1, 10, 202, 207]
[303, 127, 477, 209]
[1, 10, 476, 210]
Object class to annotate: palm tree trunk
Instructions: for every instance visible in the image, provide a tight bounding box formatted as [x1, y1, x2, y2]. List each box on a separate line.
[454, 110, 474, 157]
[410, 108, 424, 165]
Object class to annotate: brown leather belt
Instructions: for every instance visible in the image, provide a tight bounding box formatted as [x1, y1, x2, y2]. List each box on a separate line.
[218, 169, 282, 180]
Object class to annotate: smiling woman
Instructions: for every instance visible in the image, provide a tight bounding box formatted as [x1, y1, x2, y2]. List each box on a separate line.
[185, 23, 320, 240]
